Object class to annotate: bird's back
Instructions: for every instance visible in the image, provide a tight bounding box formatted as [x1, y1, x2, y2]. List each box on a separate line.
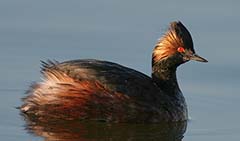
[53, 59, 158, 98]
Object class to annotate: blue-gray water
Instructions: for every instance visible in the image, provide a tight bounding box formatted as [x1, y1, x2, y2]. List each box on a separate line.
[0, 0, 240, 140]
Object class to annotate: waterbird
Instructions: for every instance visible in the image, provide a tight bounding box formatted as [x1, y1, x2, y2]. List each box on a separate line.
[20, 21, 207, 123]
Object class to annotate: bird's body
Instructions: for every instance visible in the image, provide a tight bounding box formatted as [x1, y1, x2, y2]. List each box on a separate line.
[21, 21, 207, 123]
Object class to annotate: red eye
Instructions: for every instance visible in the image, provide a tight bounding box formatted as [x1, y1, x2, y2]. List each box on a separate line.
[177, 47, 185, 53]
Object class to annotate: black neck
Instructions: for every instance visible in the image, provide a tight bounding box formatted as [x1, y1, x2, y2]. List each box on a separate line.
[152, 55, 182, 95]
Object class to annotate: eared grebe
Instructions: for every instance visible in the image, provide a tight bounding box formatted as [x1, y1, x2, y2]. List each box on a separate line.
[21, 21, 207, 123]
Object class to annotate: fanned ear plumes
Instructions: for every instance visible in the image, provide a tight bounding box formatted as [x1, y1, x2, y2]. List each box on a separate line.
[152, 21, 194, 64]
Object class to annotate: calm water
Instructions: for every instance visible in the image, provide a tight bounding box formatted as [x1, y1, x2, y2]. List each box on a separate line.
[0, 0, 240, 140]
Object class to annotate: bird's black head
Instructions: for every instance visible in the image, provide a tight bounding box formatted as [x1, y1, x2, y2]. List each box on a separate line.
[152, 21, 208, 67]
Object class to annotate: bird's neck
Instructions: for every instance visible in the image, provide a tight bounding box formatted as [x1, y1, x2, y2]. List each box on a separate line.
[152, 57, 181, 95]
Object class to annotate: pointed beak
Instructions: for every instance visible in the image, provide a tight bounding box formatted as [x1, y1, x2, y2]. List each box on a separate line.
[190, 54, 208, 63]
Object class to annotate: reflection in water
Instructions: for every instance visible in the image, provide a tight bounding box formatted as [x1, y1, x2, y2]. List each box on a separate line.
[21, 113, 187, 141]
